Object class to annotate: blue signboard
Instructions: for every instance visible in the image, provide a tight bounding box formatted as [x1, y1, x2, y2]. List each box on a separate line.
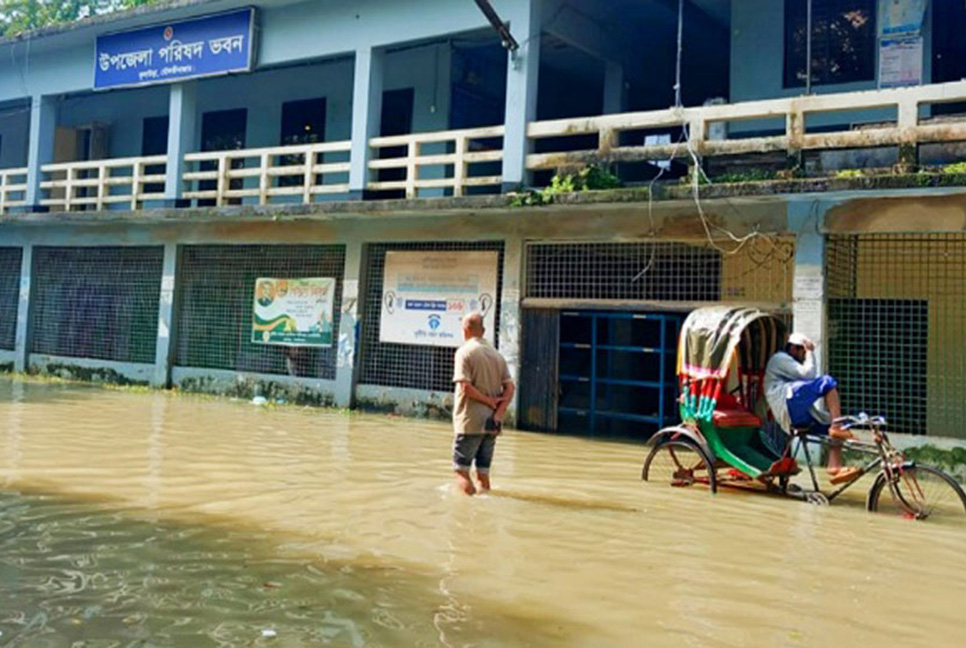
[94, 8, 255, 90]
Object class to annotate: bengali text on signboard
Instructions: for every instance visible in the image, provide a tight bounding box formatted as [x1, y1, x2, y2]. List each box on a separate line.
[252, 277, 336, 347]
[379, 251, 500, 348]
[94, 8, 254, 90]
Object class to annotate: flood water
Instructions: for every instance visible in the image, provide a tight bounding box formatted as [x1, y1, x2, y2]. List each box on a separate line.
[0, 377, 963, 647]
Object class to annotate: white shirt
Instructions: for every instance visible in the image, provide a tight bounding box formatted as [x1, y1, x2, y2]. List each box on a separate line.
[764, 350, 818, 432]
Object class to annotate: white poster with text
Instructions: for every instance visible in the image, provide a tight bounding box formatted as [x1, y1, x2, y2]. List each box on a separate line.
[379, 251, 499, 347]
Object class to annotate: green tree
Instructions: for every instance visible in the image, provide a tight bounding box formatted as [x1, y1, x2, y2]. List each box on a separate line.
[0, 0, 158, 38]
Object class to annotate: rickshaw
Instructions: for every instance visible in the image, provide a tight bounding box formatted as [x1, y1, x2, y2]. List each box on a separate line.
[642, 306, 966, 522]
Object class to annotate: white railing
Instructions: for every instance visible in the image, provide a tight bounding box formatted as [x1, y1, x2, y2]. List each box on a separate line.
[183, 141, 351, 206]
[526, 80, 966, 171]
[368, 125, 504, 198]
[0, 167, 28, 214]
[39, 156, 167, 211]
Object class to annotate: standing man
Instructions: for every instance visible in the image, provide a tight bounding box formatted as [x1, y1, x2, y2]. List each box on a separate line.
[452, 312, 515, 496]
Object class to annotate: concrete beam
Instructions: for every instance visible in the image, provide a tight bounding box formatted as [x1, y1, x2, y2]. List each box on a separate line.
[164, 82, 198, 206]
[334, 241, 363, 407]
[13, 244, 32, 372]
[502, 0, 541, 191]
[348, 47, 386, 197]
[25, 96, 57, 210]
[152, 243, 178, 387]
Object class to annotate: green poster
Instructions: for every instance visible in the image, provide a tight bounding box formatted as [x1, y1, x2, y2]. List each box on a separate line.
[252, 277, 336, 347]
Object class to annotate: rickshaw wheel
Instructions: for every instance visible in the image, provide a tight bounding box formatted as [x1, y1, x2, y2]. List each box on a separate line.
[867, 464, 966, 522]
[643, 438, 717, 494]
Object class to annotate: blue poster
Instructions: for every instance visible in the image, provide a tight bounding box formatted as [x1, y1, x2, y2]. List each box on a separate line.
[878, 0, 928, 37]
[94, 8, 255, 90]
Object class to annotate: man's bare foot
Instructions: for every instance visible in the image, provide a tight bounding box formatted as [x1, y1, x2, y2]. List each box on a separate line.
[455, 471, 476, 495]
[829, 426, 854, 441]
[828, 466, 862, 484]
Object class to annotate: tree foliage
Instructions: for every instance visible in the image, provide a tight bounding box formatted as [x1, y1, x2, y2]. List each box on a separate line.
[0, 0, 158, 38]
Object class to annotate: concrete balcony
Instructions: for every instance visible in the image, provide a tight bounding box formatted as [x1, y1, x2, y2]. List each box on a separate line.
[4, 80, 966, 216]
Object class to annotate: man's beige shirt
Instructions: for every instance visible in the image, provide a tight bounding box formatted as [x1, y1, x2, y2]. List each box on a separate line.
[452, 337, 511, 435]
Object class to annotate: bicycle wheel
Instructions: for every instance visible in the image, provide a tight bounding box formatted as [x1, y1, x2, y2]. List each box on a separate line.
[867, 464, 966, 522]
[643, 438, 716, 493]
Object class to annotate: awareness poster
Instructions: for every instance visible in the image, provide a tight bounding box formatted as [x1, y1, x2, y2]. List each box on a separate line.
[879, 37, 923, 88]
[380, 251, 499, 347]
[252, 277, 336, 347]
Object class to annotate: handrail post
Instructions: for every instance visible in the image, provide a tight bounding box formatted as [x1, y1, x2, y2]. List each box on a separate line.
[0, 172, 6, 215]
[216, 156, 228, 207]
[897, 96, 919, 172]
[405, 141, 417, 198]
[95, 164, 105, 212]
[259, 152, 270, 206]
[453, 135, 467, 197]
[786, 106, 805, 172]
[303, 146, 314, 204]
[63, 167, 73, 213]
[131, 160, 142, 211]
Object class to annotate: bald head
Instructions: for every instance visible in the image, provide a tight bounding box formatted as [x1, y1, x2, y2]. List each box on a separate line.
[462, 312, 485, 339]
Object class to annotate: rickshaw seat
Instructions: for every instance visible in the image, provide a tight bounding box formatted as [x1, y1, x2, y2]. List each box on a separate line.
[712, 409, 762, 428]
[712, 391, 762, 428]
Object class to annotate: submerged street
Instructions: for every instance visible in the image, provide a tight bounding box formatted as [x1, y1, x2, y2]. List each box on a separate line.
[0, 378, 962, 647]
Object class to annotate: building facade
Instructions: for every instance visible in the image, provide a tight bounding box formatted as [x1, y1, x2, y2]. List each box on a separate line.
[1, 0, 965, 440]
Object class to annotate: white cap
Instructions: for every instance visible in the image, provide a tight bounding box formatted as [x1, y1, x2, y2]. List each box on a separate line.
[787, 332, 810, 347]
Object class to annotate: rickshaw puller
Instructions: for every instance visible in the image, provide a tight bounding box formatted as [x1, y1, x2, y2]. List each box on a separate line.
[764, 333, 860, 484]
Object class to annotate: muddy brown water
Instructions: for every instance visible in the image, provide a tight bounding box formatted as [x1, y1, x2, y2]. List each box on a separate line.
[0, 377, 963, 647]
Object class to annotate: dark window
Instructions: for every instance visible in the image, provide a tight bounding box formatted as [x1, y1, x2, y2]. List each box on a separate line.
[278, 98, 326, 187]
[201, 109, 247, 152]
[199, 109, 247, 206]
[784, 0, 876, 88]
[141, 116, 168, 195]
[371, 88, 414, 200]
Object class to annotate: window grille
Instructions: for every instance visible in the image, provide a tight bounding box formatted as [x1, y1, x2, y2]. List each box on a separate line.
[0, 247, 22, 351]
[784, 0, 877, 87]
[30, 247, 164, 364]
[175, 245, 345, 380]
[358, 241, 504, 393]
[827, 234, 966, 437]
[526, 241, 722, 302]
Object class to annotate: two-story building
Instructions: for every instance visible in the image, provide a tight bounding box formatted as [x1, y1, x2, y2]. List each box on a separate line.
[1, 0, 965, 440]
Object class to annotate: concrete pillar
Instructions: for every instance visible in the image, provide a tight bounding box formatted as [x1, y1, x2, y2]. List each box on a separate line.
[13, 244, 32, 372]
[603, 61, 626, 114]
[152, 243, 178, 387]
[501, 0, 542, 192]
[498, 237, 524, 424]
[334, 241, 363, 407]
[25, 96, 57, 210]
[789, 200, 828, 369]
[165, 82, 198, 206]
[348, 47, 385, 198]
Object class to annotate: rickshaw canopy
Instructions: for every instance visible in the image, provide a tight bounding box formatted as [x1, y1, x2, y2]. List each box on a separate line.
[677, 306, 786, 380]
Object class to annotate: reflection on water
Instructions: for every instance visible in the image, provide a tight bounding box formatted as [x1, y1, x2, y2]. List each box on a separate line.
[0, 377, 963, 647]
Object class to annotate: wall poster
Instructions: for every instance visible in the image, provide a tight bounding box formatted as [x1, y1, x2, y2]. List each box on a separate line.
[252, 277, 336, 347]
[380, 251, 499, 347]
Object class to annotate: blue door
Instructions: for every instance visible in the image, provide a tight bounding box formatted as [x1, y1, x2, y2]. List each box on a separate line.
[557, 311, 683, 438]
